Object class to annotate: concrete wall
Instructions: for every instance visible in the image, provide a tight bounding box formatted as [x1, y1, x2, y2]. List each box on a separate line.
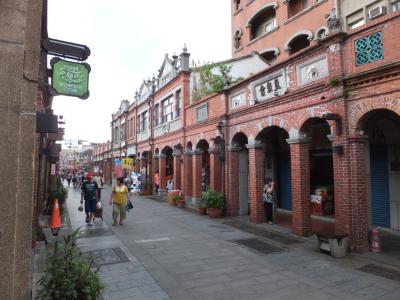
[0, 0, 43, 298]
[340, 0, 395, 31]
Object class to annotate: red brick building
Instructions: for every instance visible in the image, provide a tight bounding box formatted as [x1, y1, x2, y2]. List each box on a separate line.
[95, 0, 400, 251]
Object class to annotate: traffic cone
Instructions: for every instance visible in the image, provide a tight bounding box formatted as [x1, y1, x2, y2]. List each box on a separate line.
[49, 198, 62, 236]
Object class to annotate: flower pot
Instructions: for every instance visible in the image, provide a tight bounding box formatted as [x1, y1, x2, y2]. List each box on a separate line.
[207, 207, 223, 218]
[197, 207, 207, 215]
[176, 200, 185, 208]
[168, 190, 181, 206]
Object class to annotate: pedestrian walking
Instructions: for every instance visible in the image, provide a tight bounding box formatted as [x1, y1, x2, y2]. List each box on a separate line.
[81, 173, 99, 225]
[67, 173, 72, 187]
[166, 178, 173, 193]
[109, 177, 130, 226]
[263, 177, 275, 224]
[93, 173, 103, 200]
[154, 171, 160, 195]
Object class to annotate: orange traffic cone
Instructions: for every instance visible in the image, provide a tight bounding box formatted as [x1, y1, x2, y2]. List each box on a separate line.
[49, 198, 62, 236]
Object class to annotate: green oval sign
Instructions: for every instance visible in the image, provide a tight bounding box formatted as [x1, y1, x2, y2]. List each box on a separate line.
[51, 58, 90, 99]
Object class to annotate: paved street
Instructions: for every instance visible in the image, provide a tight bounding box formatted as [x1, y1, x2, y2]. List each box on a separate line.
[66, 184, 400, 300]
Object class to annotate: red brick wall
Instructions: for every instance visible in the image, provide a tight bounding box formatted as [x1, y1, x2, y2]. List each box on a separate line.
[248, 146, 265, 223]
[225, 149, 240, 216]
[183, 153, 193, 198]
[192, 152, 203, 199]
[231, 0, 335, 62]
[343, 13, 400, 76]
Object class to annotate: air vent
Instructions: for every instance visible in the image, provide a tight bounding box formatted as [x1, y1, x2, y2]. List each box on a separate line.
[368, 6, 386, 20]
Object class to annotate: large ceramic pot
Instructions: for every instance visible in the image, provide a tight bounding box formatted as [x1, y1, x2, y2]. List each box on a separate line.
[207, 207, 223, 218]
[197, 207, 207, 215]
[176, 200, 185, 208]
[168, 190, 181, 206]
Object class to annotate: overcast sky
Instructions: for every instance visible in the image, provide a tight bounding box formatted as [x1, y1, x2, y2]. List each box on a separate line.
[48, 0, 231, 143]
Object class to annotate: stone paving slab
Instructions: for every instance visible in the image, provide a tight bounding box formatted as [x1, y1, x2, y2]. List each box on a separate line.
[66, 185, 170, 300]
[65, 185, 400, 299]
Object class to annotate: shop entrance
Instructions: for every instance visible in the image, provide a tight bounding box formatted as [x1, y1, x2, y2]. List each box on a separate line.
[162, 146, 174, 177]
[256, 126, 292, 211]
[196, 139, 210, 191]
[303, 118, 335, 217]
[359, 109, 400, 230]
[232, 132, 249, 215]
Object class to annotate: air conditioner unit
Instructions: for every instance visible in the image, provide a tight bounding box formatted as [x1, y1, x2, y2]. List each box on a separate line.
[368, 5, 386, 20]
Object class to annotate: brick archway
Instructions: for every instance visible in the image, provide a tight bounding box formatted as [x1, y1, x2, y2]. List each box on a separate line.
[350, 97, 400, 135]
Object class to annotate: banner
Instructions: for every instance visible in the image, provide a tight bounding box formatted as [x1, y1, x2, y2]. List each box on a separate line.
[122, 158, 134, 169]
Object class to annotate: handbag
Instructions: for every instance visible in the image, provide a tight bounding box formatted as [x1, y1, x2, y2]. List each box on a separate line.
[126, 199, 134, 210]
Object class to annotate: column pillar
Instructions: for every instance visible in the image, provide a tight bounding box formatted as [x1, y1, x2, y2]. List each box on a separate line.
[159, 154, 167, 194]
[226, 146, 241, 216]
[173, 149, 182, 190]
[348, 135, 369, 252]
[288, 138, 312, 236]
[153, 155, 159, 174]
[183, 150, 193, 203]
[152, 155, 159, 195]
[246, 141, 265, 223]
[192, 149, 203, 206]
[209, 145, 222, 192]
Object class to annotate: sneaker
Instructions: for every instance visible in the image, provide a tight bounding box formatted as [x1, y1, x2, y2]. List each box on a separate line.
[119, 221, 123, 226]
[267, 221, 273, 225]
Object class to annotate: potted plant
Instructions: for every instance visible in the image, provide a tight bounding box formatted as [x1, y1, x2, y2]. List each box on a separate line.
[197, 198, 207, 215]
[203, 188, 224, 218]
[46, 178, 68, 217]
[168, 190, 180, 205]
[174, 194, 185, 208]
[36, 229, 104, 299]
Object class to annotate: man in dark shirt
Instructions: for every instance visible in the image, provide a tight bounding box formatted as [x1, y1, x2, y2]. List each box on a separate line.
[81, 173, 99, 225]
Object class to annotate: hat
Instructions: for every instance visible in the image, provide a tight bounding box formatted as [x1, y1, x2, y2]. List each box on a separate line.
[86, 173, 93, 179]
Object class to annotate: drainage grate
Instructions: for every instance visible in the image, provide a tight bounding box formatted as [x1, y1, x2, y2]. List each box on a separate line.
[146, 196, 167, 202]
[78, 227, 114, 239]
[223, 220, 301, 245]
[358, 264, 400, 282]
[231, 238, 283, 254]
[84, 247, 130, 266]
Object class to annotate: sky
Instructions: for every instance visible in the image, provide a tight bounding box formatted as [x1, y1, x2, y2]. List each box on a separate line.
[48, 0, 232, 143]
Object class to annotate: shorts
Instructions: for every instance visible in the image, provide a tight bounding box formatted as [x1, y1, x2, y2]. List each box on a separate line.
[85, 198, 97, 214]
[112, 203, 126, 221]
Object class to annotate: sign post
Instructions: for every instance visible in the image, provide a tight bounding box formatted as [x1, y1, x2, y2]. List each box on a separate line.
[50, 57, 91, 99]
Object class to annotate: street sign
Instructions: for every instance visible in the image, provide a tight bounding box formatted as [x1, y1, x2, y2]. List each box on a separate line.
[50, 58, 91, 99]
[42, 38, 91, 61]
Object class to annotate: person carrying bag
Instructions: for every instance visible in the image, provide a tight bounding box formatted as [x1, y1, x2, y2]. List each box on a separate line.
[109, 177, 130, 226]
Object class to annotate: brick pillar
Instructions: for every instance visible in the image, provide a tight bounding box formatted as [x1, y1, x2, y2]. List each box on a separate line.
[183, 150, 193, 202]
[288, 138, 312, 236]
[226, 146, 241, 216]
[348, 136, 369, 252]
[173, 149, 182, 190]
[209, 145, 222, 192]
[246, 141, 265, 223]
[159, 154, 167, 193]
[192, 149, 203, 206]
[134, 157, 140, 173]
[153, 155, 159, 174]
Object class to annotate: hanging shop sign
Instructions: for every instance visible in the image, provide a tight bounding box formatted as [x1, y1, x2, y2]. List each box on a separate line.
[50, 57, 91, 99]
[122, 158, 134, 169]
